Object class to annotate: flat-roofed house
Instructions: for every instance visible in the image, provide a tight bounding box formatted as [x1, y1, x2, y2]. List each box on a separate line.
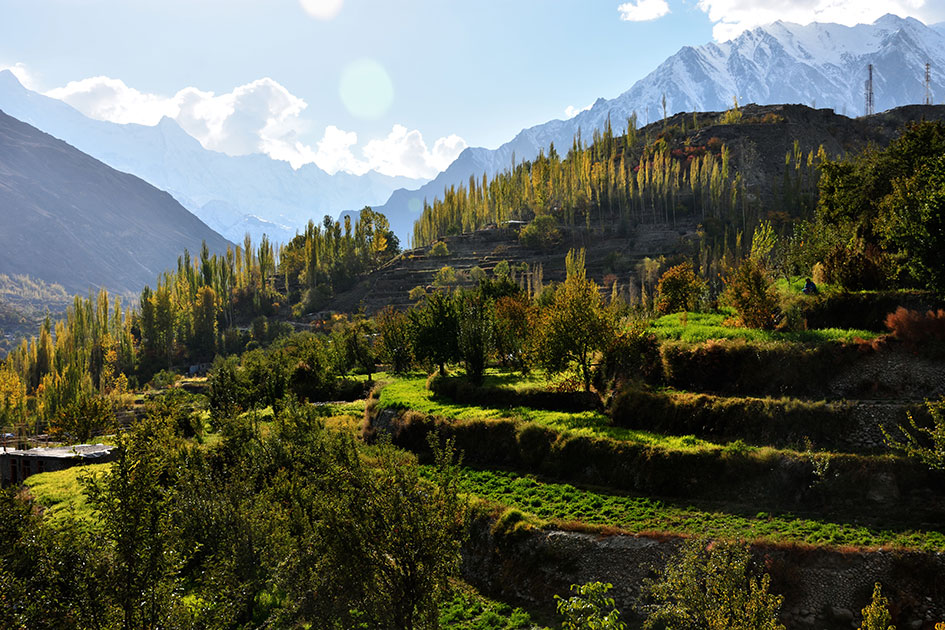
[1, 444, 114, 485]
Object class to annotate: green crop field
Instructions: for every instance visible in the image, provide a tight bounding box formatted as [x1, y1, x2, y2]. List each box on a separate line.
[649, 311, 878, 345]
[377, 373, 728, 452]
[457, 467, 945, 551]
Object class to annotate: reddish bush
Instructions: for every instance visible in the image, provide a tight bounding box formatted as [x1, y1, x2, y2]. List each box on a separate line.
[885, 307, 945, 342]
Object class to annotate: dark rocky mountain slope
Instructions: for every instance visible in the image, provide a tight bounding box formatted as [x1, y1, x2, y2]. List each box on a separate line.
[0, 110, 231, 295]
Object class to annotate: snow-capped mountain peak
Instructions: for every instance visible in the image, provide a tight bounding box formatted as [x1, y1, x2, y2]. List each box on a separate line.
[369, 15, 945, 243]
[0, 70, 425, 245]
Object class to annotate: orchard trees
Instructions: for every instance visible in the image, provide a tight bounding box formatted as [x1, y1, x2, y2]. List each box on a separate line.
[538, 249, 616, 392]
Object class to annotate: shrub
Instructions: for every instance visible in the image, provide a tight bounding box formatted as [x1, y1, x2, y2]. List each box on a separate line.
[822, 242, 890, 291]
[883, 396, 945, 470]
[724, 258, 780, 330]
[595, 321, 661, 390]
[656, 262, 704, 314]
[430, 241, 450, 257]
[150, 369, 178, 389]
[641, 538, 784, 630]
[519, 215, 560, 249]
[433, 266, 459, 287]
[408, 286, 427, 301]
[556, 582, 626, 630]
[719, 97, 743, 125]
[857, 583, 893, 630]
[884, 307, 945, 342]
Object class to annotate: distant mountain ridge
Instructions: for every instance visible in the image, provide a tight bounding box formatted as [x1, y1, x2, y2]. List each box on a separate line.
[0, 110, 231, 295]
[369, 14, 945, 245]
[0, 70, 425, 245]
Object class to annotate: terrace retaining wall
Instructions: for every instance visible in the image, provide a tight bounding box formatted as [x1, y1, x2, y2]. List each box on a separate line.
[462, 516, 945, 630]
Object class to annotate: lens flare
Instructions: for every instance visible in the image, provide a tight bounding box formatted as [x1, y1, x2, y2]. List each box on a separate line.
[299, 0, 343, 20]
[339, 58, 394, 120]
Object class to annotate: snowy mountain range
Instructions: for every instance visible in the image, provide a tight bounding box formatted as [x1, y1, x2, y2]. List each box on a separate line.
[370, 14, 945, 245]
[0, 70, 425, 245]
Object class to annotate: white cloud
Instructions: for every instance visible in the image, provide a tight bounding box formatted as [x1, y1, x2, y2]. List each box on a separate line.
[42, 73, 464, 179]
[565, 103, 593, 118]
[47, 76, 177, 124]
[362, 125, 467, 178]
[0, 62, 39, 90]
[695, 0, 945, 41]
[618, 0, 670, 22]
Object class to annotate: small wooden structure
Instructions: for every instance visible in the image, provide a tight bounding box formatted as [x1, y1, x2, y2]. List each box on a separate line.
[1, 444, 114, 485]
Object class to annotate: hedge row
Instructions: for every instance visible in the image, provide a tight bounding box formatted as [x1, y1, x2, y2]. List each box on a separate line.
[366, 407, 945, 522]
[609, 387, 853, 450]
[800, 290, 944, 332]
[658, 340, 867, 397]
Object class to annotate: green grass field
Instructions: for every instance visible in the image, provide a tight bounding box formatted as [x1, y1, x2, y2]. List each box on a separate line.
[648, 311, 878, 345]
[24, 464, 104, 527]
[458, 467, 945, 552]
[377, 373, 724, 452]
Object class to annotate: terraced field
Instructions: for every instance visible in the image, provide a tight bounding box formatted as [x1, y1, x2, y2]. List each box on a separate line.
[365, 326, 945, 627]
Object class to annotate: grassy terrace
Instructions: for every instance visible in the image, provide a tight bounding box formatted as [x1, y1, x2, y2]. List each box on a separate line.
[23, 464, 102, 526]
[458, 467, 945, 552]
[377, 372, 725, 452]
[648, 310, 879, 345]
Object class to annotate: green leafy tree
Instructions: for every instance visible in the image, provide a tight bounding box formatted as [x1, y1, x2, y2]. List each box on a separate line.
[556, 582, 626, 630]
[333, 316, 377, 380]
[409, 291, 459, 375]
[877, 154, 945, 293]
[457, 290, 495, 384]
[207, 355, 246, 419]
[539, 249, 616, 392]
[82, 414, 189, 630]
[191, 285, 218, 360]
[0, 488, 111, 629]
[858, 583, 894, 630]
[275, 427, 468, 630]
[641, 538, 785, 630]
[376, 306, 414, 374]
[493, 295, 536, 372]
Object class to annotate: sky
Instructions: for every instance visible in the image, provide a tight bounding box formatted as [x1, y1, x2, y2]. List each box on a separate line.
[2, 0, 944, 180]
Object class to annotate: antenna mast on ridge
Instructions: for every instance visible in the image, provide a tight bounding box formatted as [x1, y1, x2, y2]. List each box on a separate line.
[926, 62, 933, 106]
[865, 64, 875, 116]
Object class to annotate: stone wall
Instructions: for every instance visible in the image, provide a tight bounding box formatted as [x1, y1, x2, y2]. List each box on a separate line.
[462, 516, 945, 630]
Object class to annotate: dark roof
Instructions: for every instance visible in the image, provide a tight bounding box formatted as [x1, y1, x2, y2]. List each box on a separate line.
[3, 443, 113, 459]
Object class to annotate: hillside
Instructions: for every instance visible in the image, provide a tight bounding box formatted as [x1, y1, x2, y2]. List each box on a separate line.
[365, 15, 945, 243]
[0, 110, 232, 295]
[326, 103, 945, 314]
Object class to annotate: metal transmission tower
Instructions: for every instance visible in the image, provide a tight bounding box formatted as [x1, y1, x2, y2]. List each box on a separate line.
[865, 64, 875, 116]
[926, 62, 933, 106]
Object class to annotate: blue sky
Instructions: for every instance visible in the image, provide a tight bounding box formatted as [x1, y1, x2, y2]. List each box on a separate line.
[2, 0, 943, 178]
